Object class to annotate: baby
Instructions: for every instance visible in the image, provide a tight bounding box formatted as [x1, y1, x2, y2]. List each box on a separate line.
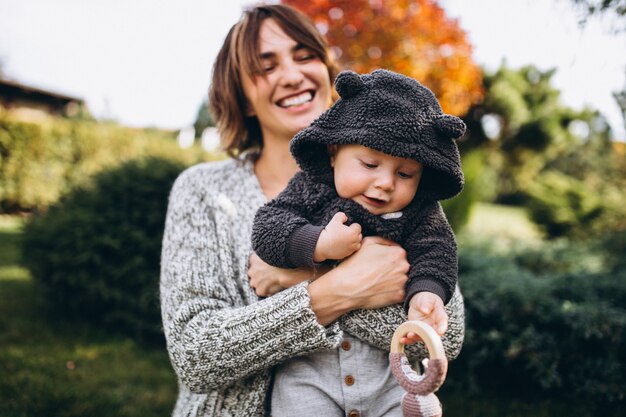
[252, 69, 465, 332]
[252, 69, 465, 415]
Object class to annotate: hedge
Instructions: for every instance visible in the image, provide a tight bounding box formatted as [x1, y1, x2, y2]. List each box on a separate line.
[0, 113, 209, 212]
[21, 157, 188, 342]
[446, 236, 626, 405]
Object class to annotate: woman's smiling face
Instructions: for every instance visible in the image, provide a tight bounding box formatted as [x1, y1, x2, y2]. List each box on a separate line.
[240, 18, 333, 144]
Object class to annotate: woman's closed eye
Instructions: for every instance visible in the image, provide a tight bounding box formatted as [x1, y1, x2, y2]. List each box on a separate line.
[295, 53, 315, 62]
[260, 62, 276, 73]
[294, 47, 316, 62]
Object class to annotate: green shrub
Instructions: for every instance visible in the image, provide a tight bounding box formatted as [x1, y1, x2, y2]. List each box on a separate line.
[447, 237, 626, 404]
[442, 150, 486, 232]
[21, 157, 186, 341]
[598, 231, 626, 272]
[525, 171, 604, 238]
[0, 113, 209, 212]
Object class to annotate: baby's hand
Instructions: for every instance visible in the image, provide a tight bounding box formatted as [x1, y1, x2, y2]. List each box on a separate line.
[404, 292, 448, 344]
[313, 212, 362, 262]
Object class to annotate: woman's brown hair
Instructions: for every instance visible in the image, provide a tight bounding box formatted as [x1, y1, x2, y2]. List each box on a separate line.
[209, 4, 338, 158]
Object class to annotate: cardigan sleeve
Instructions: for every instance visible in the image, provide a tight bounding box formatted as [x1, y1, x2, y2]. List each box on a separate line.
[160, 166, 342, 394]
[339, 285, 465, 362]
[402, 201, 458, 308]
[252, 171, 326, 268]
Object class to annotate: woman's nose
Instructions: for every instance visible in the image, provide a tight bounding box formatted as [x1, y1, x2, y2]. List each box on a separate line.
[279, 61, 304, 87]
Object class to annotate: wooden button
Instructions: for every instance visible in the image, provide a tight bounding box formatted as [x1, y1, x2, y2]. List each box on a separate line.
[341, 340, 351, 351]
[344, 375, 355, 386]
[348, 410, 360, 417]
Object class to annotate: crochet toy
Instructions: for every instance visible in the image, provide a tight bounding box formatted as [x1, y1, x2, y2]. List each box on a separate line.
[389, 321, 448, 417]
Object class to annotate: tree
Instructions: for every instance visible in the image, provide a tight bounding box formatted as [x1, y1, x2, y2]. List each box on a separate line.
[463, 64, 625, 237]
[566, 0, 626, 129]
[282, 0, 483, 116]
[614, 73, 626, 132]
[463, 65, 611, 194]
[193, 100, 215, 138]
[569, 0, 626, 31]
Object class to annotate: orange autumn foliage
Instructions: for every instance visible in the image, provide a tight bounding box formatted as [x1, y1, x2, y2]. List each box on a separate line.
[282, 0, 484, 116]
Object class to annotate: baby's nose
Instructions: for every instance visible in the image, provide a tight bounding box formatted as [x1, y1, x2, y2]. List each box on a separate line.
[375, 174, 394, 190]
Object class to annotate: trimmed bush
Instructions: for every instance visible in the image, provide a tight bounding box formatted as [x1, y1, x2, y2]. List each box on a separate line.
[446, 236, 626, 404]
[0, 113, 208, 212]
[21, 157, 186, 341]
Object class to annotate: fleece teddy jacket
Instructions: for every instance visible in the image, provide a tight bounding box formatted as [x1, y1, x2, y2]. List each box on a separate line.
[252, 69, 465, 306]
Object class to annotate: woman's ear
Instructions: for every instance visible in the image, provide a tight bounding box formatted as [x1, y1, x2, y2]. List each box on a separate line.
[244, 101, 256, 117]
[327, 144, 338, 166]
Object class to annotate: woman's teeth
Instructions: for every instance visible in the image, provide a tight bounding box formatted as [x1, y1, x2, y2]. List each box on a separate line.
[279, 91, 313, 108]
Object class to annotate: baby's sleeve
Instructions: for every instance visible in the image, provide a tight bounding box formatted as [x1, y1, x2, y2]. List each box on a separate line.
[403, 201, 458, 309]
[252, 172, 324, 268]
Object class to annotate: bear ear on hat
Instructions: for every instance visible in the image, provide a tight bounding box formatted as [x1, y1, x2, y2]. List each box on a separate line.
[335, 70, 365, 99]
[434, 115, 466, 139]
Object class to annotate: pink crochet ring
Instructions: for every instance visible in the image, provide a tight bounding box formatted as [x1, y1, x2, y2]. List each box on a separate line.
[389, 321, 448, 417]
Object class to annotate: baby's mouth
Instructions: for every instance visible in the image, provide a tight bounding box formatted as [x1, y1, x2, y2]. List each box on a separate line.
[363, 195, 387, 206]
[276, 91, 314, 108]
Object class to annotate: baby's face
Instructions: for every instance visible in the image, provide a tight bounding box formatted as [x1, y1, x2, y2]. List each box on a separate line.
[329, 144, 423, 215]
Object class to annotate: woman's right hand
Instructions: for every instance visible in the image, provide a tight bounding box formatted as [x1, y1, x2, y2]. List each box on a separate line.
[308, 236, 409, 325]
[248, 252, 315, 297]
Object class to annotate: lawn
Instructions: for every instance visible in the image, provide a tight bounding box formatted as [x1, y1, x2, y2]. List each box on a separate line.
[460, 202, 543, 245]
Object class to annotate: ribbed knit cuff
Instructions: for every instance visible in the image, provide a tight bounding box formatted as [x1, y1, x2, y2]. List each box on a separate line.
[286, 224, 325, 267]
[404, 280, 448, 313]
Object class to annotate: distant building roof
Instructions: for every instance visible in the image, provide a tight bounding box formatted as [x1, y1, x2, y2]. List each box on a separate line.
[0, 78, 86, 119]
[0, 78, 84, 105]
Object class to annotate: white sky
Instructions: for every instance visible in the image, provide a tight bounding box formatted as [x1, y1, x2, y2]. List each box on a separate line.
[1, 0, 624, 140]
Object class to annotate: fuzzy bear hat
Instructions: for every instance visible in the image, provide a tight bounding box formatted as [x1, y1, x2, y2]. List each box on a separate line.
[290, 69, 465, 201]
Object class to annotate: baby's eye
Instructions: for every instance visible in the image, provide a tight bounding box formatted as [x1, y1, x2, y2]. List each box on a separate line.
[398, 171, 414, 179]
[360, 160, 377, 169]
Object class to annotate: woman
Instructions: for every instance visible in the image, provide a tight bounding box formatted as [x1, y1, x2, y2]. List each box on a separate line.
[160, 4, 465, 416]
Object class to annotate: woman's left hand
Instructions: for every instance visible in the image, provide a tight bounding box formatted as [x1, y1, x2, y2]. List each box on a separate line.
[248, 252, 322, 297]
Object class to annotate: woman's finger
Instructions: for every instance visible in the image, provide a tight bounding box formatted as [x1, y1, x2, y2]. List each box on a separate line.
[361, 235, 398, 246]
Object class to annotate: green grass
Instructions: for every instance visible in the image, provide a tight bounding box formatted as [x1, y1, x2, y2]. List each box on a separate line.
[0, 216, 177, 417]
[0, 215, 29, 282]
[460, 202, 543, 248]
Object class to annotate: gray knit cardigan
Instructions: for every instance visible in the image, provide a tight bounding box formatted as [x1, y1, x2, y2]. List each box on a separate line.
[160, 158, 465, 417]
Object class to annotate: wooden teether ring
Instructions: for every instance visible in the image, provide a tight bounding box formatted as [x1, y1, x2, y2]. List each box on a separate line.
[390, 320, 446, 359]
[389, 321, 448, 416]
